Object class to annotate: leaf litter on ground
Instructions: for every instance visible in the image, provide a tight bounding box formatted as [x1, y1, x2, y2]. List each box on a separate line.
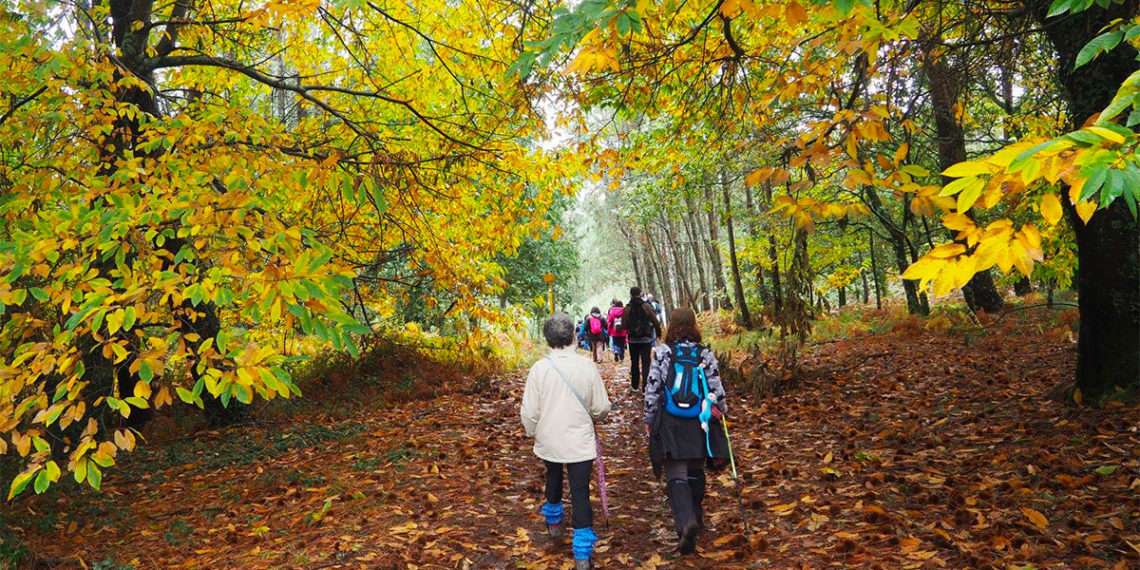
[6, 312, 1139, 569]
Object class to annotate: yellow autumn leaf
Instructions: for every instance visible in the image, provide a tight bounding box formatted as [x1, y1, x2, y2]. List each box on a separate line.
[1040, 193, 1063, 225]
[957, 180, 984, 212]
[1021, 507, 1048, 529]
[1085, 126, 1125, 144]
[1075, 200, 1097, 224]
[942, 213, 975, 232]
[928, 243, 966, 259]
[942, 161, 993, 178]
[902, 258, 942, 281]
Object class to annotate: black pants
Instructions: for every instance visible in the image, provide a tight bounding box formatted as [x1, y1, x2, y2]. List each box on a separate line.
[629, 342, 653, 390]
[545, 460, 593, 529]
[664, 458, 706, 533]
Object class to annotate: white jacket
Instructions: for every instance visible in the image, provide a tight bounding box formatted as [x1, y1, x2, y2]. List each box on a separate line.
[521, 346, 612, 463]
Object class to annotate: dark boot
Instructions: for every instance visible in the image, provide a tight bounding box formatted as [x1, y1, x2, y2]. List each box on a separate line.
[667, 479, 699, 555]
[689, 471, 706, 530]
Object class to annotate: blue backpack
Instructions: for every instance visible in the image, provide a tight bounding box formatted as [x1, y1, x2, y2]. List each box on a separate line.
[663, 343, 710, 419]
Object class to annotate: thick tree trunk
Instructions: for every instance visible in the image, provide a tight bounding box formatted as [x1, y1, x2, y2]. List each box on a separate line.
[922, 44, 1005, 313]
[721, 169, 753, 327]
[1034, 0, 1140, 398]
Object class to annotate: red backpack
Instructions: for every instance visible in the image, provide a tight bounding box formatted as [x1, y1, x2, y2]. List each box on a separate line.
[588, 315, 603, 335]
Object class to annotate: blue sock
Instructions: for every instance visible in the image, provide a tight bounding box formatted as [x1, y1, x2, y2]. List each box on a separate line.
[572, 527, 597, 560]
[541, 502, 563, 526]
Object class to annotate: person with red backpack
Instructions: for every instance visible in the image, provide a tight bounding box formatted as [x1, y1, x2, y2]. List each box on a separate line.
[606, 299, 627, 362]
[645, 307, 729, 556]
[583, 307, 607, 363]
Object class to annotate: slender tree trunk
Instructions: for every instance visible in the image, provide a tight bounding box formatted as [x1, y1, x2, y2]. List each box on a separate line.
[663, 216, 693, 308]
[838, 285, 847, 308]
[619, 223, 644, 290]
[1013, 277, 1032, 297]
[902, 206, 932, 314]
[683, 192, 711, 311]
[703, 183, 731, 309]
[744, 182, 771, 308]
[869, 231, 883, 310]
[865, 186, 927, 314]
[763, 182, 784, 314]
[858, 250, 870, 304]
[640, 230, 661, 301]
[648, 227, 674, 310]
[721, 169, 753, 327]
[922, 41, 1005, 313]
[1033, 0, 1140, 397]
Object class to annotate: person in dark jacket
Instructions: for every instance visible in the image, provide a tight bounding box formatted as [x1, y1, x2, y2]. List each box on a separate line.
[625, 287, 662, 391]
[644, 307, 729, 555]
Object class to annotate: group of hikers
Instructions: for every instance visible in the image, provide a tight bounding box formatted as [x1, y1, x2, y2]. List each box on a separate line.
[522, 287, 729, 568]
[576, 294, 667, 366]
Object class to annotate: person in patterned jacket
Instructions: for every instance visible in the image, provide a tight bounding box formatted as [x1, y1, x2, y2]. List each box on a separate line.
[644, 307, 729, 555]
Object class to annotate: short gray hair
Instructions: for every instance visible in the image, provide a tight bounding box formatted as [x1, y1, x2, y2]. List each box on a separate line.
[543, 312, 575, 348]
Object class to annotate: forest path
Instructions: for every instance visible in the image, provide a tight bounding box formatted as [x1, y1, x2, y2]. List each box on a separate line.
[12, 318, 1140, 569]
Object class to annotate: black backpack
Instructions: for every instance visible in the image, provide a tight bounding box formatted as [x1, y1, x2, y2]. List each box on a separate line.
[625, 299, 652, 338]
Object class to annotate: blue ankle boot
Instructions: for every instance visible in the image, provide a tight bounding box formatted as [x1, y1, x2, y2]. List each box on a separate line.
[572, 527, 597, 568]
[541, 502, 564, 539]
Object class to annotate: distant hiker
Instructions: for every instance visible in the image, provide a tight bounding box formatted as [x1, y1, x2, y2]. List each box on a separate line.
[584, 307, 607, 363]
[607, 299, 627, 363]
[576, 319, 589, 351]
[645, 293, 667, 329]
[521, 313, 612, 570]
[625, 287, 663, 392]
[645, 307, 729, 556]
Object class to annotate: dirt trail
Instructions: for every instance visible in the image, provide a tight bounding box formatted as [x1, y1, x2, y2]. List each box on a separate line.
[11, 319, 1140, 569]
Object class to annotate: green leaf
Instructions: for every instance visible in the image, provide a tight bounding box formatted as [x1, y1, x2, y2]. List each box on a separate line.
[1095, 465, 1118, 476]
[1046, 0, 1072, 17]
[123, 306, 136, 331]
[125, 396, 150, 409]
[175, 387, 196, 404]
[87, 463, 102, 491]
[139, 360, 154, 382]
[8, 468, 38, 500]
[1075, 30, 1123, 69]
[33, 470, 50, 494]
[29, 287, 49, 302]
[1081, 166, 1109, 201]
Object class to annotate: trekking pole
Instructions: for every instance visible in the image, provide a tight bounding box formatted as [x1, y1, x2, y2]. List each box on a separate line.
[721, 416, 748, 535]
[595, 434, 610, 528]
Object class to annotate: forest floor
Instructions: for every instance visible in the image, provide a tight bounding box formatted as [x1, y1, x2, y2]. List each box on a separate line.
[6, 311, 1140, 569]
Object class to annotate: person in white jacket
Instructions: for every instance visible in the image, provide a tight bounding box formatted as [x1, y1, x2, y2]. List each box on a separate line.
[521, 312, 611, 570]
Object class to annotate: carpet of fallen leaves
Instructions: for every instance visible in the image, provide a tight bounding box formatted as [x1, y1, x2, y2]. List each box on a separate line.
[7, 312, 1140, 569]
